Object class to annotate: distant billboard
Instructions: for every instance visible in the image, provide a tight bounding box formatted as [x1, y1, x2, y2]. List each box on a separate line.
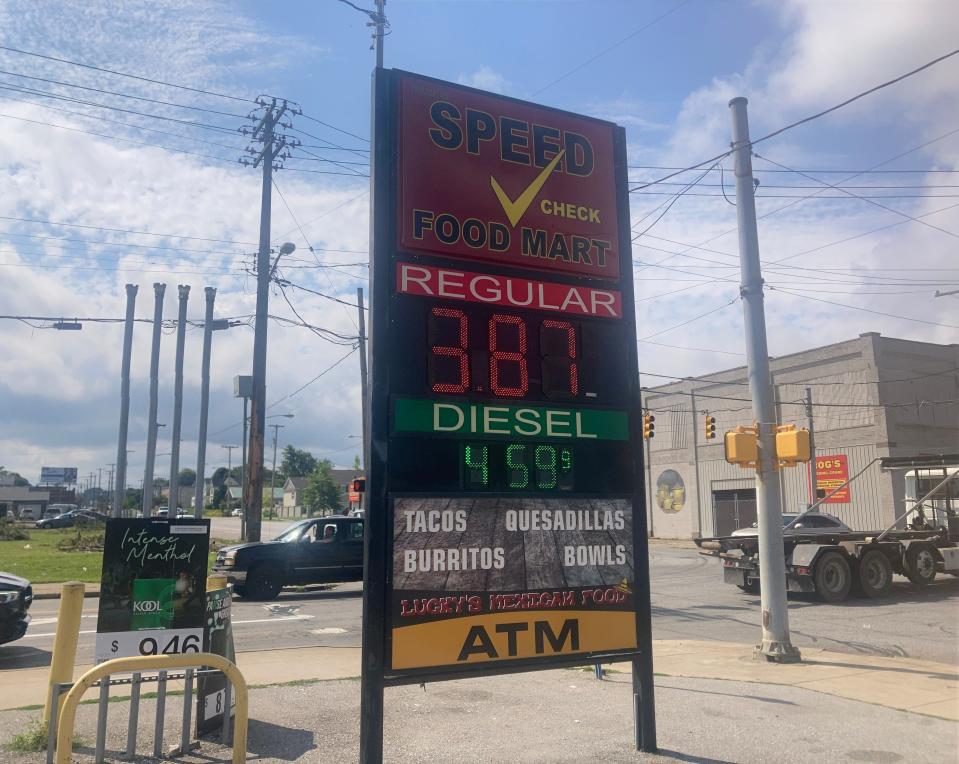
[39, 467, 78, 485]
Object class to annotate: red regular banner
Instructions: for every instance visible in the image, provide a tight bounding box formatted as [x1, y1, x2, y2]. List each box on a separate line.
[395, 262, 622, 319]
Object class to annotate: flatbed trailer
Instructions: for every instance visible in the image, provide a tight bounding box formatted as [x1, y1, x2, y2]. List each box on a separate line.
[695, 524, 959, 602]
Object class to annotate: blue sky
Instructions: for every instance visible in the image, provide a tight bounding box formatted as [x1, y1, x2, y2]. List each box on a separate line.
[0, 0, 957, 483]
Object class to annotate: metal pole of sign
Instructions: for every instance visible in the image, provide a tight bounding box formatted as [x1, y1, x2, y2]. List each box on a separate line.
[221, 681, 232, 745]
[95, 679, 109, 762]
[46, 683, 61, 764]
[179, 669, 194, 754]
[126, 673, 141, 760]
[153, 671, 167, 758]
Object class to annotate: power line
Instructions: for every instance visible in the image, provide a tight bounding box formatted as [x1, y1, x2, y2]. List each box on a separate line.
[0, 214, 256, 244]
[638, 297, 738, 340]
[0, 66, 247, 119]
[299, 112, 369, 144]
[628, 49, 959, 195]
[638, 337, 745, 357]
[631, 163, 717, 238]
[641, 366, 959, 388]
[0, 44, 252, 103]
[768, 286, 959, 330]
[267, 347, 358, 410]
[627, 165, 959, 175]
[531, 0, 691, 96]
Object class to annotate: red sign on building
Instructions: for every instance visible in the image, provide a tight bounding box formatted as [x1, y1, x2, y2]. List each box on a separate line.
[396, 74, 621, 280]
[816, 455, 851, 503]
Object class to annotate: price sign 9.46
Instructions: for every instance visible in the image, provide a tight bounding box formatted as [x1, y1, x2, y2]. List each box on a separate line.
[96, 628, 204, 662]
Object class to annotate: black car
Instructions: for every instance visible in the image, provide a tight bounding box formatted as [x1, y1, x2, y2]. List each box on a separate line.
[36, 510, 109, 529]
[0, 572, 33, 645]
[212, 517, 364, 600]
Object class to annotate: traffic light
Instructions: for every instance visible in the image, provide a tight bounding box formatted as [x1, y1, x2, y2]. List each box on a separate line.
[775, 425, 811, 466]
[350, 477, 366, 493]
[703, 414, 716, 440]
[643, 412, 655, 439]
[724, 425, 758, 467]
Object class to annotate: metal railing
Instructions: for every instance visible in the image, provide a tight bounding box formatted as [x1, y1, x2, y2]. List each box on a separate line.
[51, 652, 247, 764]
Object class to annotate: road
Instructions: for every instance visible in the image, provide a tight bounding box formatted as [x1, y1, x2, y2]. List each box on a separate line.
[2, 547, 956, 673]
[208, 516, 302, 541]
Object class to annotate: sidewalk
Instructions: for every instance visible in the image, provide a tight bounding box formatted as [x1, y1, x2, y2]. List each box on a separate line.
[31, 582, 100, 600]
[2, 640, 955, 721]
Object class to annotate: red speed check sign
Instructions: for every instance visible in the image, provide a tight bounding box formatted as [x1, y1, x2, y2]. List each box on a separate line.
[397, 74, 620, 280]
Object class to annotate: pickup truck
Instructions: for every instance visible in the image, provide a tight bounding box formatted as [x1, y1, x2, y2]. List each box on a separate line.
[212, 516, 364, 600]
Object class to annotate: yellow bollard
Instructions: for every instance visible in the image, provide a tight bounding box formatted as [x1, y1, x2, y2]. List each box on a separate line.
[43, 581, 85, 725]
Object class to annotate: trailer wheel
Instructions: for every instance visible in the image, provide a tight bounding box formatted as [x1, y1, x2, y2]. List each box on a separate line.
[814, 552, 852, 603]
[904, 543, 937, 587]
[737, 579, 760, 594]
[858, 549, 893, 598]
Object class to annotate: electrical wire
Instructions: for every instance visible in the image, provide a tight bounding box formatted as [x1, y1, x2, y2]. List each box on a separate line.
[0, 214, 255, 244]
[638, 297, 738, 340]
[0, 44, 253, 103]
[531, 0, 691, 96]
[767, 286, 959, 330]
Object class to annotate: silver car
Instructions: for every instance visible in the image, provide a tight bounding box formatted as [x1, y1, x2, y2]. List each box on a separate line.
[731, 512, 852, 537]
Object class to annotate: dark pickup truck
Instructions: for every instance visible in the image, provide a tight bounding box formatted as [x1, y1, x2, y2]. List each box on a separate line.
[212, 516, 364, 600]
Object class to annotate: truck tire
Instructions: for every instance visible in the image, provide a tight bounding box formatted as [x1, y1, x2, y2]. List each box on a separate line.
[737, 579, 760, 594]
[857, 549, 893, 598]
[904, 543, 937, 587]
[247, 564, 283, 601]
[814, 552, 852, 603]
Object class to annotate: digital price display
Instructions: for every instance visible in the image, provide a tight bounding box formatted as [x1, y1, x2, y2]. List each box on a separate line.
[365, 69, 652, 700]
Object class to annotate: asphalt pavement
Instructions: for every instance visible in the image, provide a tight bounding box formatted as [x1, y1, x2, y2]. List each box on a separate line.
[4, 547, 957, 674]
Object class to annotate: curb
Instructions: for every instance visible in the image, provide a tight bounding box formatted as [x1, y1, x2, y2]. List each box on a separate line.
[32, 586, 101, 600]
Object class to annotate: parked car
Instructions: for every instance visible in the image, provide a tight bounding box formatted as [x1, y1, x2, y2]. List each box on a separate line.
[231, 508, 243, 517]
[36, 510, 109, 529]
[153, 507, 169, 518]
[0, 572, 33, 646]
[43, 503, 77, 519]
[17, 507, 38, 522]
[731, 512, 852, 538]
[212, 517, 364, 600]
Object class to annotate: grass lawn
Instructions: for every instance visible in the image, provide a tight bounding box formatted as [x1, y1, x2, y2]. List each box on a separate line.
[0, 527, 231, 584]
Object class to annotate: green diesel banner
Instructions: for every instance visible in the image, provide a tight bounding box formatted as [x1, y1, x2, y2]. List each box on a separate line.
[392, 397, 629, 441]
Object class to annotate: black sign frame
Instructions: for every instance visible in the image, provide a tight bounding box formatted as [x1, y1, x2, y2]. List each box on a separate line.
[360, 68, 656, 760]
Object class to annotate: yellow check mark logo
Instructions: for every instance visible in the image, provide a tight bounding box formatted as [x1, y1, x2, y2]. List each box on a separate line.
[490, 149, 566, 228]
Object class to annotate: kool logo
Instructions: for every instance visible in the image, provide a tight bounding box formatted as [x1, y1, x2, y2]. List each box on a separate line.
[133, 599, 161, 613]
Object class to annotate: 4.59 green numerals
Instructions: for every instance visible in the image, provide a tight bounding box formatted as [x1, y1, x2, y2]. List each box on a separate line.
[464, 442, 574, 491]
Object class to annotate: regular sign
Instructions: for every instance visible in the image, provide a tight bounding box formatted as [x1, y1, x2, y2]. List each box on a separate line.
[95, 518, 210, 662]
[365, 70, 652, 684]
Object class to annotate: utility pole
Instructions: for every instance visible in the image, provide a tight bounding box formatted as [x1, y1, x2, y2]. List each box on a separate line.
[168, 286, 190, 515]
[107, 464, 115, 514]
[142, 283, 166, 517]
[373, 0, 387, 68]
[357, 288, 369, 493]
[269, 424, 285, 518]
[729, 97, 800, 663]
[114, 283, 137, 517]
[240, 98, 298, 544]
[97, 468, 102, 510]
[222, 445, 237, 472]
[689, 391, 703, 538]
[195, 287, 217, 517]
[805, 387, 817, 509]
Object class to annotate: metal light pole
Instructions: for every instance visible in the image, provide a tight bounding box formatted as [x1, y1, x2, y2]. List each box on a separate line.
[805, 387, 817, 510]
[357, 287, 369, 480]
[142, 283, 166, 517]
[114, 283, 137, 517]
[168, 286, 190, 515]
[728, 97, 800, 663]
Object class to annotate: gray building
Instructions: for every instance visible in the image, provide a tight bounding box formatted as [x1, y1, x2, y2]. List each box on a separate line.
[643, 333, 959, 539]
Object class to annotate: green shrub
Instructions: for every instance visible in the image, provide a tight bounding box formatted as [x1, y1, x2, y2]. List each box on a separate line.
[0, 517, 29, 541]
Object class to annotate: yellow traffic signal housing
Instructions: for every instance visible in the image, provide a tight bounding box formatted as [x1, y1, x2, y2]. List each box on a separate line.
[724, 426, 758, 468]
[775, 425, 811, 466]
[643, 413, 656, 439]
[704, 414, 716, 440]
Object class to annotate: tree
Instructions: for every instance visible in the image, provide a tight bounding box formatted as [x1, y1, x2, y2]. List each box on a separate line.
[302, 460, 342, 515]
[281, 445, 317, 478]
[0, 467, 29, 487]
[211, 467, 229, 488]
[353, 454, 362, 471]
[178, 468, 196, 486]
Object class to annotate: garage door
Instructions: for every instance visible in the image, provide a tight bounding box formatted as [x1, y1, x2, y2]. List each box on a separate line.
[713, 489, 757, 537]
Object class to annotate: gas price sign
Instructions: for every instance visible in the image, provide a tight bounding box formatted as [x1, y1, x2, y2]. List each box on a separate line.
[365, 70, 653, 689]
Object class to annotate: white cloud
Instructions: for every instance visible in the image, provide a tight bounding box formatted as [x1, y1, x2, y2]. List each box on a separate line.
[457, 65, 510, 94]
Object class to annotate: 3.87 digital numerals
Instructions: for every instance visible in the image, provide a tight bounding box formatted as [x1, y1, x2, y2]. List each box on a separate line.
[463, 441, 574, 491]
[429, 307, 579, 399]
